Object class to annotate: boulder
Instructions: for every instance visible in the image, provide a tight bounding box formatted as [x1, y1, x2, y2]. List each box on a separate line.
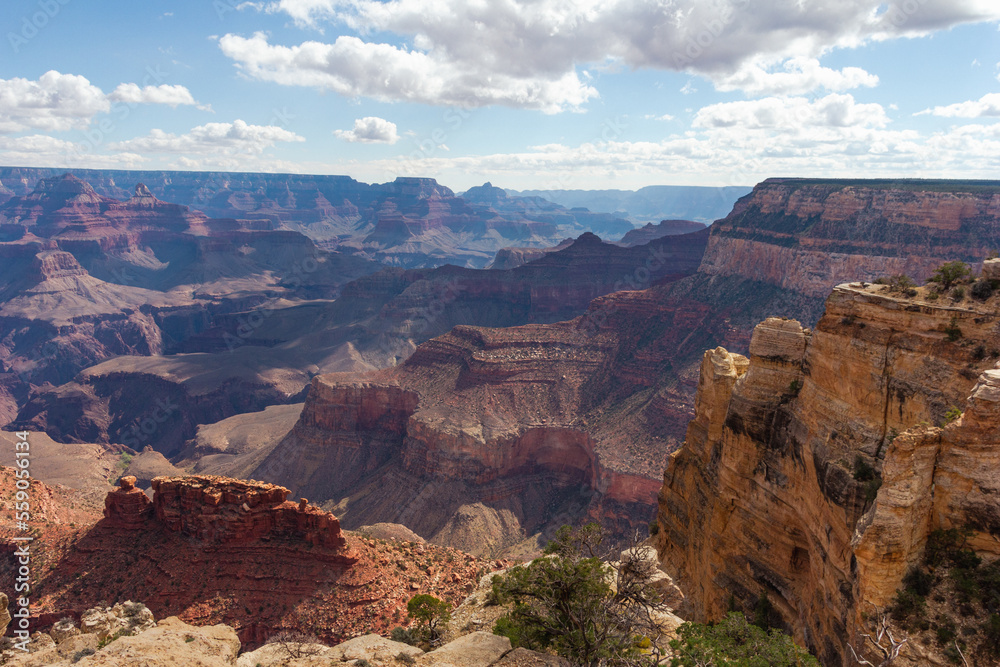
[326, 634, 423, 664]
[417, 631, 511, 667]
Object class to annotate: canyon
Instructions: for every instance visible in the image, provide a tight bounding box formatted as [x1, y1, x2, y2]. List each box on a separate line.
[9, 227, 709, 455]
[0, 168, 638, 269]
[4, 175, 1000, 664]
[233, 178, 1000, 560]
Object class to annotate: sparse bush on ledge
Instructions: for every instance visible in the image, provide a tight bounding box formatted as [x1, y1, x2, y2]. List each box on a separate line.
[927, 261, 972, 290]
[874, 274, 918, 297]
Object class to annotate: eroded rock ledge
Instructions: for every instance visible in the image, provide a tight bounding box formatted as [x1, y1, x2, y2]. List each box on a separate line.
[104, 474, 348, 550]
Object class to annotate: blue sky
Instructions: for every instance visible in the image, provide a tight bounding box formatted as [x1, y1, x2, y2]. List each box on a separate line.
[1, 0, 999, 191]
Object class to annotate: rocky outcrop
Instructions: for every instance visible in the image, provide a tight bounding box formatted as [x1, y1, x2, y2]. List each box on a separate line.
[103, 476, 153, 528]
[5, 465, 497, 648]
[655, 281, 1000, 665]
[253, 316, 675, 555]
[487, 238, 574, 270]
[149, 475, 347, 549]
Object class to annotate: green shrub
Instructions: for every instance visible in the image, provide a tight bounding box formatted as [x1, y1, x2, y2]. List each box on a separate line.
[928, 261, 972, 290]
[941, 407, 963, 427]
[853, 456, 877, 482]
[944, 317, 962, 342]
[984, 614, 1000, 657]
[935, 616, 957, 645]
[390, 626, 420, 646]
[951, 286, 966, 300]
[891, 589, 926, 624]
[903, 567, 935, 597]
[491, 523, 666, 666]
[407, 594, 451, 641]
[669, 613, 819, 667]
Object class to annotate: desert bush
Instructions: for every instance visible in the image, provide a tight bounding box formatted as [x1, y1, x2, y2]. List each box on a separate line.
[928, 261, 971, 290]
[669, 613, 818, 667]
[492, 523, 670, 666]
[971, 278, 994, 300]
[390, 626, 420, 646]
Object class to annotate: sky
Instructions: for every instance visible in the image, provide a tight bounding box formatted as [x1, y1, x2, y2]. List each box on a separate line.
[1, 0, 999, 192]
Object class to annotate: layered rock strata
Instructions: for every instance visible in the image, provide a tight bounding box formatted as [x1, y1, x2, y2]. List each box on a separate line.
[149, 475, 347, 549]
[656, 282, 1000, 665]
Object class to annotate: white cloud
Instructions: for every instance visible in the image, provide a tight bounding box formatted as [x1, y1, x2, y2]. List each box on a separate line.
[693, 94, 889, 130]
[0, 72, 210, 135]
[354, 117, 1000, 191]
[218, 32, 596, 113]
[108, 83, 210, 110]
[0, 134, 147, 169]
[918, 92, 1000, 118]
[714, 58, 878, 96]
[0, 71, 109, 133]
[333, 116, 399, 143]
[108, 119, 304, 155]
[244, 0, 1000, 109]
[644, 114, 674, 121]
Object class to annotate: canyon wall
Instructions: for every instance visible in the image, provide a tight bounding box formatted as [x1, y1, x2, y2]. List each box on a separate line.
[656, 277, 1000, 665]
[253, 321, 667, 556]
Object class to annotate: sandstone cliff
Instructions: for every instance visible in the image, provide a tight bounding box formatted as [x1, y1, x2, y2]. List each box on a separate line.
[656, 277, 1000, 665]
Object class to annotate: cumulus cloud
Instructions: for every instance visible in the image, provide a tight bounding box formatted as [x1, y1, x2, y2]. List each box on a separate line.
[358, 116, 1000, 191]
[108, 120, 304, 155]
[0, 134, 147, 169]
[714, 58, 879, 96]
[0, 71, 109, 133]
[0, 71, 209, 134]
[234, 0, 1000, 110]
[333, 116, 399, 143]
[917, 92, 1000, 118]
[218, 32, 596, 113]
[693, 94, 889, 130]
[108, 83, 210, 110]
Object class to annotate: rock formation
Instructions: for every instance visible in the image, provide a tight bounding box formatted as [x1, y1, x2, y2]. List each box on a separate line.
[1, 467, 498, 648]
[150, 475, 347, 549]
[103, 476, 153, 528]
[655, 278, 1000, 665]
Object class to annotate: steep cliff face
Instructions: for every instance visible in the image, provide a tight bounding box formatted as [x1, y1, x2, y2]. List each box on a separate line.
[656, 281, 1000, 665]
[699, 178, 1000, 298]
